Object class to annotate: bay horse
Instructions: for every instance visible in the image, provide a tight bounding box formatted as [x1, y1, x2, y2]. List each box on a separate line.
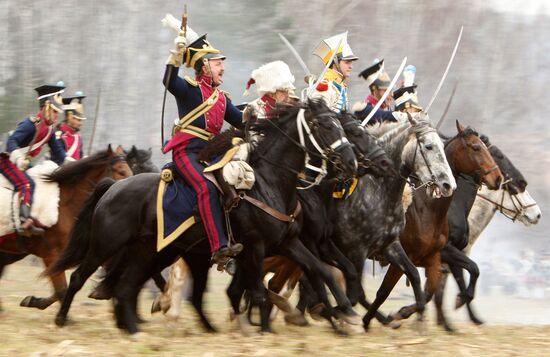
[0, 146, 132, 311]
[331, 112, 457, 331]
[434, 134, 541, 331]
[48, 100, 359, 335]
[372, 121, 502, 330]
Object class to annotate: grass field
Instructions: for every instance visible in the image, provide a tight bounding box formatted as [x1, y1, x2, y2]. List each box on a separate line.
[1, 257, 549, 356]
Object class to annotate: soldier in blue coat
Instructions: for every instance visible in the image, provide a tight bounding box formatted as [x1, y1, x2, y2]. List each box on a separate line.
[2, 83, 67, 235]
[162, 27, 243, 263]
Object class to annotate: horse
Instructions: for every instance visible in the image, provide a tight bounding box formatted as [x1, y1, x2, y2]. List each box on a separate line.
[47, 100, 359, 335]
[372, 121, 503, 330]
[331, 112, 457, 331]
[124, 145, 159, 174]
[0, 146, 132, 311]
[152, 110, 397, 329]
[433, 134, 541, 331]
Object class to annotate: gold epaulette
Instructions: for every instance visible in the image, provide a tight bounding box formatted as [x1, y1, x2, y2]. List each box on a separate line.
[184, 76, 198, 87]
[223, 90, 231, 100]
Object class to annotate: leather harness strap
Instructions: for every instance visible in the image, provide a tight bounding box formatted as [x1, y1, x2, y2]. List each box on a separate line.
[237, 191, 301, 223]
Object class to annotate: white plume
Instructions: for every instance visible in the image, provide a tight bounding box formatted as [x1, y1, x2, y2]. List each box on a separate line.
[161, 13, 199, 44]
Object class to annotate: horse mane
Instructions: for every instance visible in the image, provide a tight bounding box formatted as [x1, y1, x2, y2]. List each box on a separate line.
[368, 120, 410, 145]
[45, 150, 113, 184]
[197, 128, 245, 163]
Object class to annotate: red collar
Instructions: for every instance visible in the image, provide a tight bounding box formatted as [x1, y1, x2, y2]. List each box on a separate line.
[196, 74, 214, 89]
[60, 122, 78, 134]
[366, 94, 387, 109]
[261, 94, 276, 109]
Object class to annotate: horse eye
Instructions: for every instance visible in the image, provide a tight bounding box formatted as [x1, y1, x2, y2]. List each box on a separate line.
[472, 144, 481, 151]
[425, 143, 433, 150]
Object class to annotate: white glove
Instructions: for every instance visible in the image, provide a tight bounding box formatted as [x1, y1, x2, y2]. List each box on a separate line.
[166, 30, 187, 67]
[351, 101, 367, 113]
[16, 156, 30, 171]
[391, 111, 408, 122]
[64, 156, 76, 164]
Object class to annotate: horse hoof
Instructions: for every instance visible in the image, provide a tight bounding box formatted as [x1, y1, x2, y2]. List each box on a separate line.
[338, 320, 364, 335]
[307, 303, 324, 321]
[236, 313, 257, 337]
[471, 318, 484, 326]
[284, 312, 309, 327]
[19, 296, 33, 307]
[389, 320, 402, 329]
[454, 295, 466, 309]
[88, 286, 111, 300]
[55, 315, 67, 327]
[444, 324, 456, 333]
[128, 332, 148, 341]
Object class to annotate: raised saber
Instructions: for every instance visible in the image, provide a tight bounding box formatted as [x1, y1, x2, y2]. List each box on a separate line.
[361, 57, 407, 126]
[424, 26, 463, 114]
[87, 86, 101, 154]
[161, 6, 187, 149]
[278, 33, 311, 76]
[436, 79, 459, 130]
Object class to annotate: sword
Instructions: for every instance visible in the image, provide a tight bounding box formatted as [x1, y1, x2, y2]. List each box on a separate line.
[278, 33, 311, 76]
[435, 79, 459, 130]
[309, 32, 347, 96]
[424, 26, 463, 114]
[161, 6, 187, 150]
[87, 86, 101, 154]
[361, 57, 407, 126]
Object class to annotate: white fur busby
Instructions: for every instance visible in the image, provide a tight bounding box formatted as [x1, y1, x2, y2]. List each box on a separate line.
[246, 61, 296, 97]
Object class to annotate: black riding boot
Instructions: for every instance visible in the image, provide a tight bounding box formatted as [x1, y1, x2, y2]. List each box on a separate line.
[18, 204, 45, 236]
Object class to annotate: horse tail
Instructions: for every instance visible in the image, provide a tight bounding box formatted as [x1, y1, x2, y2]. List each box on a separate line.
[46, 178, 116, 276]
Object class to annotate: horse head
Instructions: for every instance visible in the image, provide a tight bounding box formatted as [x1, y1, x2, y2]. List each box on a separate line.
[403, 112, 456, 198]
[124, 145, 159, 174]
[302, 99, 357, 180]
[109, 144, 133, 179]
[479, 134, 526, 194]
[444, 121, 503, 190]
[337, 111, 395, 178]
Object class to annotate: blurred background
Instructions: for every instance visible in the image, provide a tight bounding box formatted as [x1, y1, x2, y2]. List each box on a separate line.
[0, 0, 548, 321]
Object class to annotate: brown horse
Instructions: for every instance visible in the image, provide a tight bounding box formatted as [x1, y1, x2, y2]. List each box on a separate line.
[0, 145, 132, 310]
[369, 121, 503, 329]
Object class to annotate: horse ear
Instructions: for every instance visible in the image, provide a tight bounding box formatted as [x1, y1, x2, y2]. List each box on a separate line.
[107, 144, 113, 153]
[130, 145, 137, 154]
[456, 120, 466, 133]
[406, 112, 418, 126]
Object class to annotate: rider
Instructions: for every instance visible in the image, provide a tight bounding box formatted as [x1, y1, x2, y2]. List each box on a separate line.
[352, 59, 397, 124]
[393, 85, 423, 113]
[58, 92, 86, 160]
[2, 83, 67, 236]
[243, 60, 296, 122]
[310, 32, 358, 113]
[162, 27, 243, 263]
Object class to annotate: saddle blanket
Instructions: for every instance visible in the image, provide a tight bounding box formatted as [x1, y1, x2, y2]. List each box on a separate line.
[156, 138, 254, 251]
[0, 160, 60, 237]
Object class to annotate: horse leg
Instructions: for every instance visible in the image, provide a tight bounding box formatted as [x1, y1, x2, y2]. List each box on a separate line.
[357, 288, 391, 325]
[245, 244, 272, 333]
[441, 245, 482, 316]
[185, 254, 216, 332]
[280, 238, 359, 325]
[434, 271, 456, 332]
[227, 261, 256, 336]
[55, 257, 103, 327]
[317, 238, 361, 306]
[21, 253, 67, 310]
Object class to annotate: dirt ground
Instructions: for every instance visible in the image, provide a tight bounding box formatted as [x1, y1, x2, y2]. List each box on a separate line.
[1, 257, 549, 357]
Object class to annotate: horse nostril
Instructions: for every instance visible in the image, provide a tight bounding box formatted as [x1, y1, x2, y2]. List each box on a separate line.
[442, 182, 451, 192]
[519, 179, 527, 189]
[496, 176, 502, 187]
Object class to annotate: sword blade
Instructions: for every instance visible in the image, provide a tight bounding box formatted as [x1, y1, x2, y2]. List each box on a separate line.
[435, 79, 459, 130]
[361, 57, 408, 126]
[278, 33, 311, 76]
[424, 26, 463, 114]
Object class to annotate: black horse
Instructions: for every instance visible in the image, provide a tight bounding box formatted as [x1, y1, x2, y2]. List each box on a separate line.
[125, 145, 159, 174]
[48, 100, 358, 334]
[434, 134, 529, 331]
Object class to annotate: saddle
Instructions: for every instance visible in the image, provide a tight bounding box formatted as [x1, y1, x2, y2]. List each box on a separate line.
[0, 160, 60, 238]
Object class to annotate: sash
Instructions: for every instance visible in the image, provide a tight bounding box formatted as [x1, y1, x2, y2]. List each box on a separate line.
[66, 134, 80, 158]
[9, 126, 53, 164]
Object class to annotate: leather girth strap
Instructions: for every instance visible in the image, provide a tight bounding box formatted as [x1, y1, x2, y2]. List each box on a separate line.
[237, 191, 301, 223]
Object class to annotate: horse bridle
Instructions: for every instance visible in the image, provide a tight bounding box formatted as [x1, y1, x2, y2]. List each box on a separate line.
[340, 117, 387, 172]
[444, 132, 500, 182]
[400, 121, 439, 191]
[476, 179, 536, 222]
[82, 154, 129, 190]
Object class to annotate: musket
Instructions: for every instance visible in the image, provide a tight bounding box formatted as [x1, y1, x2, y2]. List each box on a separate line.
[424, 26, 463, 114]
[435, 79, 459, 130]
[161, 6, 187, 150]
[278, 33, 311, 77]
[309, 32, 347, 96]
[361, 57, 408, 127]
[87, 86, 101, 154]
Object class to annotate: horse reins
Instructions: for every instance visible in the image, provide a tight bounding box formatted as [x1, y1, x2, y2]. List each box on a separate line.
[476, 180, 536, 222]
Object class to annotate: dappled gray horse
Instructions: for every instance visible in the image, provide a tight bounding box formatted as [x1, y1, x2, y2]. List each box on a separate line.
[332, 113, 456, 330]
